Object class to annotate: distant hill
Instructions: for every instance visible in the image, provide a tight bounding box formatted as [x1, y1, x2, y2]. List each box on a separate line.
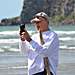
[0, 0, 75, 26]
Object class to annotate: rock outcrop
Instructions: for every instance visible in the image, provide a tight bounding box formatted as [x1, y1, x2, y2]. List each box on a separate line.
[0, 17, 20, 26]
[0, 0, 75, 26]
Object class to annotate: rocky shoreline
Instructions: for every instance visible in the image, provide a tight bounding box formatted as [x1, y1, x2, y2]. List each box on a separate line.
[0, 21, 75, 26]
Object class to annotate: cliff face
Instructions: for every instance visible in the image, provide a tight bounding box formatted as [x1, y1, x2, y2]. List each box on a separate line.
[20, 0, 53, 24]
[0, 0, 75, 26]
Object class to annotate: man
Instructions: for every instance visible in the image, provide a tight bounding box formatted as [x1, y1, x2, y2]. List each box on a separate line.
[19, 12, 59, 75]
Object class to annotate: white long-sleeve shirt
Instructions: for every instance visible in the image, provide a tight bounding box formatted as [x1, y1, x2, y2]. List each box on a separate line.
[19, 30, 59, 75]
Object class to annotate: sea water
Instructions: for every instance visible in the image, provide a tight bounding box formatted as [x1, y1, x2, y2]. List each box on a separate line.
[0, 25, 75, 75]
[0, 25, 75, 52]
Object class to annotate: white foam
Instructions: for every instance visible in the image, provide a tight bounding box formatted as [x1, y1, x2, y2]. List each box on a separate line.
[0, 30, 75, 37]
[1, 46, 11, 48]
[59, 37, 75, 41]
[0, 49, 4, 52]
[0, 31, 37, 36]
[0, 37, 74, 44]
[0, 31, 18, 35]
[59, 46, 75, 50]
[9, 48, 19, 52]
[0, 46, 19, 52]
[55, 31, 75, 35]
[0, 39, 20, 43]
[0, 30, 75, 36]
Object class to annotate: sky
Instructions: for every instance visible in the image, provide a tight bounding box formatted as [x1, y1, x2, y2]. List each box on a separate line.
[0, 0, 24, 22]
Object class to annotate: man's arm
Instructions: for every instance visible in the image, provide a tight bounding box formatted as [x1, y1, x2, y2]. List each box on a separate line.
[19, 29, 30, 56]
[19, 40, 30, 56]
[30, 34, 59, 57]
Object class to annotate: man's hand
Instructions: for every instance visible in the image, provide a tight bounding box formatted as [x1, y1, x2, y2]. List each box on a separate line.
[19, 28, 32, 42]
[19, 29, 25, 41]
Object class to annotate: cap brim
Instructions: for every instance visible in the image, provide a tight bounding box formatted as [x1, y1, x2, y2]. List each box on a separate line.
[30, 18, 42, 23]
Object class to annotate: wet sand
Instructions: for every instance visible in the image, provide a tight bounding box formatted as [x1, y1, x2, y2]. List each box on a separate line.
[0, 50, 75, 75]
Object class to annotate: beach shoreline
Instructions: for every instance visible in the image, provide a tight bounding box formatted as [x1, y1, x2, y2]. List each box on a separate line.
[0, 50, 75, 75]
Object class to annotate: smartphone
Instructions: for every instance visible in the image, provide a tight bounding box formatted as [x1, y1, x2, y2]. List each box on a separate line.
[20, 24, 25, 35]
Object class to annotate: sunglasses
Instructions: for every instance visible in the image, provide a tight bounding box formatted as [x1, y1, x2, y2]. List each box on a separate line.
[33, 16, 47, 20]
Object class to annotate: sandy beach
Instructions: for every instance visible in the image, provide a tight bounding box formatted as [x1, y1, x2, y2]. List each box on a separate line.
[0, 50, 75, 75]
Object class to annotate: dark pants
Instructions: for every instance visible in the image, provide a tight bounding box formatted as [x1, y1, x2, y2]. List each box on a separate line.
[33, 69, 53, 75]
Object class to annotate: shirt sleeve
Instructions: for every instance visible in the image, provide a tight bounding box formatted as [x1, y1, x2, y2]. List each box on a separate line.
[19, 40, 30, 56]
[30, 34, 59, 57]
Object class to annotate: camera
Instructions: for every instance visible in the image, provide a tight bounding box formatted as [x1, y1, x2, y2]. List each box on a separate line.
[20, 24, 25, 35]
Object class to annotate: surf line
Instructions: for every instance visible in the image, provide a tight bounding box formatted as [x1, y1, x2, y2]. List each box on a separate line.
[0, 64, 75, 70]
[0, 66, 28, 70]
[58, 63, 75, 66]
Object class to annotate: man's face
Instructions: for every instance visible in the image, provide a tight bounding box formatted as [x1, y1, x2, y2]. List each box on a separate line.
[35, 20, 48, 32]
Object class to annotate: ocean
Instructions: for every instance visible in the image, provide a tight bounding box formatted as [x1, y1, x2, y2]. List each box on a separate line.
[0, 25, 75, 75]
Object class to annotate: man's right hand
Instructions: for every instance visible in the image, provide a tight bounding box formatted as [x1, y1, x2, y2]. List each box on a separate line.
[19, 30, 26, 41]
[19, 28, 32, 42]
